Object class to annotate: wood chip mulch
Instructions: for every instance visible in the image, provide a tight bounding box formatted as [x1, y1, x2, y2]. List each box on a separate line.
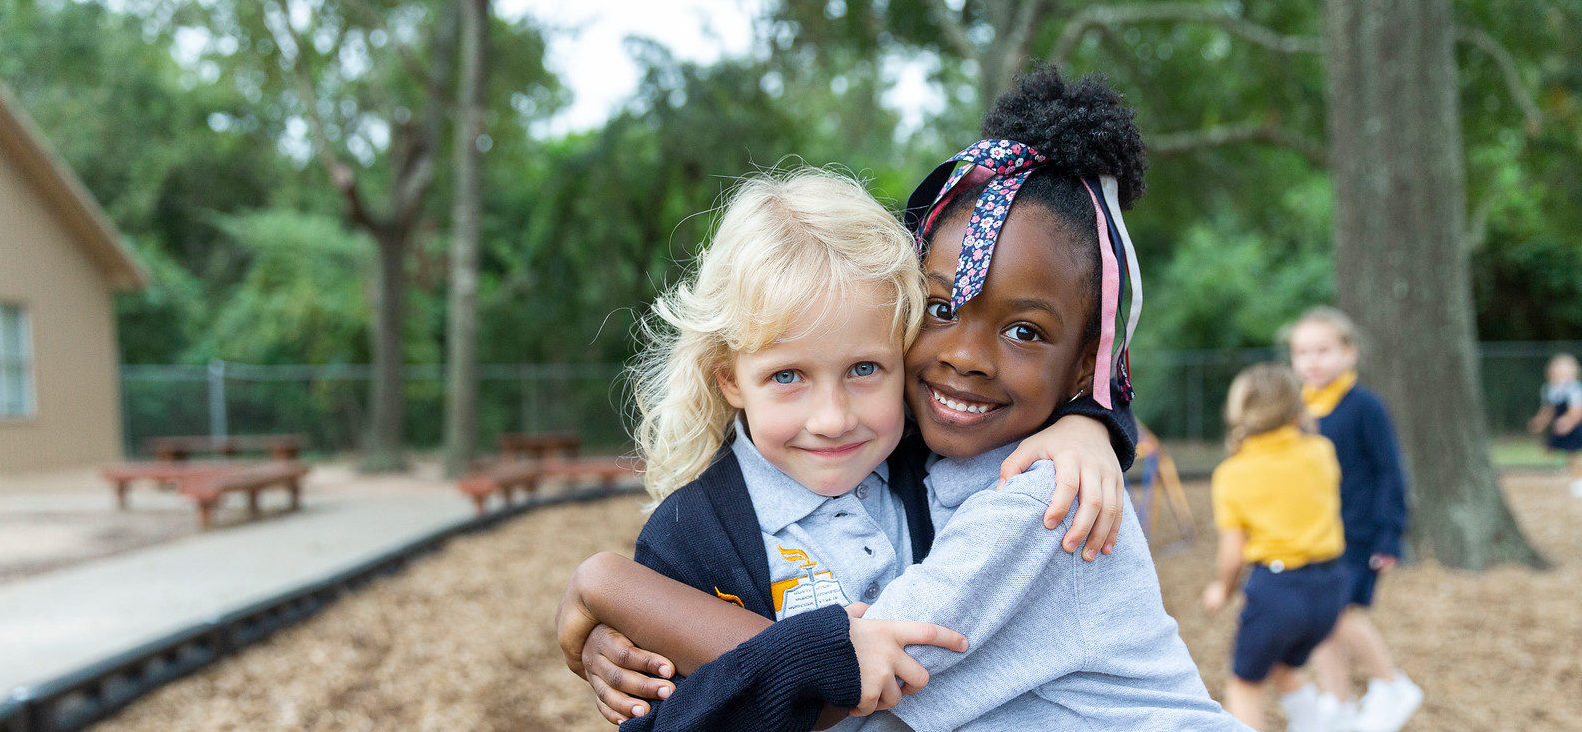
[99, 472, 1581, 732]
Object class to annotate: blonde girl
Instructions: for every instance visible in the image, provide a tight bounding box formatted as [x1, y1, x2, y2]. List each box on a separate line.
[1205, 363, 1348, 730]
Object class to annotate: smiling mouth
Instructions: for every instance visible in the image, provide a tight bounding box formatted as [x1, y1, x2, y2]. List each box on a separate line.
[923, 383, 1004, 421]
[801, 441, 868, 458]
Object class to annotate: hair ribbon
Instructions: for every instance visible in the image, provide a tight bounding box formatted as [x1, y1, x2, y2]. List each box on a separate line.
[903, 139, 1142, 408]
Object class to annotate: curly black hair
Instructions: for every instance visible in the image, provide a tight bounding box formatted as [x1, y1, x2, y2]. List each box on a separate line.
[924, 65, 1146, 350]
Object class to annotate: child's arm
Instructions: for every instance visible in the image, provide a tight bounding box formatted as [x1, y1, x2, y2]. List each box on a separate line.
[1528, 403, 1555, 434]
[1359, 396, 1410, 561]
[996, 412, 1127, 560]
[1201, 529, 1247, 612]
[557, 552, 965, 730]
[1556, 394, 1582, 435]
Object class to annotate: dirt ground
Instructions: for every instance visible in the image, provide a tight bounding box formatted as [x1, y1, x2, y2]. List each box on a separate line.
[98, 471, 1581, 732]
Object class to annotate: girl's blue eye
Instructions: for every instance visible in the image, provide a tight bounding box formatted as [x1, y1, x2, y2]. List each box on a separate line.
[1005, 324, 1042, 342]
[772, 370, 800, 384]
[849, 361, 877, 377]
[925, 302, 955, 320]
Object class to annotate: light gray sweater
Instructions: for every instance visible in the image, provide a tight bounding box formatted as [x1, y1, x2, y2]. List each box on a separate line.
[856, 442, 1248, 732]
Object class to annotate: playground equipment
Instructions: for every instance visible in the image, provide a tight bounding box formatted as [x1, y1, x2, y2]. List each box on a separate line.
[1128, 425, 1198, 553]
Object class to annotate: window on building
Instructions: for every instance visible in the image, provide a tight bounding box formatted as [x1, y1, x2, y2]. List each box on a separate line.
[0, 304, 34, 418]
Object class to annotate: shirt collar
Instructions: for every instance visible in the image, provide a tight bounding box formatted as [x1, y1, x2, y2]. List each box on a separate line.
[728, 416, 889, 534]
[925, 441, 1018, 509]
[1302, 370, 1356, 418]
[1238, 425, 1305, 454]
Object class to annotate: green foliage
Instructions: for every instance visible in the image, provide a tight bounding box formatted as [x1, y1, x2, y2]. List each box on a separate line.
[3, 0, 1578, 381]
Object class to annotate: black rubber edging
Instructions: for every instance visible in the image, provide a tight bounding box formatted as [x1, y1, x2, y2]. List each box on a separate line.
[0, 483, 642, 732]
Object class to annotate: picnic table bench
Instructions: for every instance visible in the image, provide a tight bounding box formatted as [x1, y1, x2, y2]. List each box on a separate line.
[101, 460, 248, 509]
[182, 461, 310, 529]
[102, 459, 310, 529]
[496, 432, 582, 462]
[457, 457, 639, 515]
[145, 433, 307, 461]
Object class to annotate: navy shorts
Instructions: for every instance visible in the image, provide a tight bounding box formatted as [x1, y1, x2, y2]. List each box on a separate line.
[1340, 542, 1381, 607]
[1233, 559, 1349, 682]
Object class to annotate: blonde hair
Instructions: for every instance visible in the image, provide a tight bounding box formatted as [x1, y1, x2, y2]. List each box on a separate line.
[1224, 363, 1310, 453]
[630, 167, 925, 503]
[1283, 305, 1360, 350]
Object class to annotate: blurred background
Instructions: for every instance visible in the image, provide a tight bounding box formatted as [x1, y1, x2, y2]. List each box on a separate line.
[1, 0, 1579, 730]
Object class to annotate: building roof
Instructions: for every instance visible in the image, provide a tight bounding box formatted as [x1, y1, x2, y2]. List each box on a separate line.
[0, 81, 148, 292]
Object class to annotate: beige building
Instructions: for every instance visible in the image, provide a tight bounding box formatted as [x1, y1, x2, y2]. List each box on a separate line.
[0, 83, 147, 473]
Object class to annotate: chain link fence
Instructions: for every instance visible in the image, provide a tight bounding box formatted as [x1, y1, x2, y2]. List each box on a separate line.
[121, 342, 1582, 457]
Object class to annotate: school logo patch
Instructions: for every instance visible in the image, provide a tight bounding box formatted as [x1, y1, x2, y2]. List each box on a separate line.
[770, 545, 849, 620]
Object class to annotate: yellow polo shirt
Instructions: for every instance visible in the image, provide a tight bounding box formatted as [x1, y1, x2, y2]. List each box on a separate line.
[1211, 426, 1345, 568]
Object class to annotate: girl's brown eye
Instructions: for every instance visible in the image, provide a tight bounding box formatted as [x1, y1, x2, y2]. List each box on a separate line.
[926, 302, 955, 320]
[1005, 324, 1041, 342]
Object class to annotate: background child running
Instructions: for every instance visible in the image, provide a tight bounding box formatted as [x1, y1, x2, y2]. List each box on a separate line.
[562, 65, 1246, 731]
[1286, 306, 1422, 732]
[1528, 353, 1582, 497]
[558, 166, 1132, 730]
[1203, 363, 1349, 731]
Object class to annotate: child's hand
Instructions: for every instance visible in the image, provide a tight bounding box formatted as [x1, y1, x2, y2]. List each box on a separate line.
[1556, 412, 1581, 435]
[1368, 553, 1398, 573]
[581, 624, 675, 724]
[997, 414, 1124, 560]
[845, 604, 967, 717]
[1201, 581, 1230, 612]
[556, 558, 606, 678]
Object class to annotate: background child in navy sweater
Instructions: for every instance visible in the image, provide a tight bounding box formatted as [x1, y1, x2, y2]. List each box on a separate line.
[1287, 306, 1422, 732]
[1528, 353, 1582, 497]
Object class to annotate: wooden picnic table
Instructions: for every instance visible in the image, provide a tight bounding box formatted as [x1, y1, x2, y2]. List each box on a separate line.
[495, 432, 582, 462]
[457, 456, 639, 515]
[102, 459, 310, 529]
[101, 460, 253, 509]
[182, 461, 310, 530]
[145, 433, 307, 461]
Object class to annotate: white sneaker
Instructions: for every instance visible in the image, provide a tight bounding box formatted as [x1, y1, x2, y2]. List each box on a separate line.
[1281, 684, 1322, 732]
[1315, 692, 1357, 732]
[1569, 479, 1582, 498]
[1352, 672, 1423, 732]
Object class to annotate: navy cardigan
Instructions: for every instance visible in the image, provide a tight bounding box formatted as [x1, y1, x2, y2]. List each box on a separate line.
[621, 395, 1135, 732]
[1315, 385, 1409, 559]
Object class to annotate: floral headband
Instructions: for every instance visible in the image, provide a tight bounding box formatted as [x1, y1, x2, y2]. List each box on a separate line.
[903, 138, 1142, 408]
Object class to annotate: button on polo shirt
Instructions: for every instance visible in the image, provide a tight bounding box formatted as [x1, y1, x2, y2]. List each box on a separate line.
[731, 422, 912, 621]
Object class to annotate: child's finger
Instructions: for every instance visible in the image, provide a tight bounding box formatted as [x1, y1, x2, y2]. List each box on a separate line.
[1079, 461, 1117, 561]
[589, 651, 673, 700]
[1046, 451, 1080, 533]
[892, 621, 968, 652]
[876, 676, 903, 712]
[600, 629, 675, 679]
[1103, 470, 1123, 554]
[996, 442, 1041, 489]
[593, 696, 629, 725]
[893, 654, 930, 692]
[588, 673, 645, 723]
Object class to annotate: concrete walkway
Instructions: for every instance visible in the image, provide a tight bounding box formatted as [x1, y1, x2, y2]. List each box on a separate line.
[0, 462, 475, 694]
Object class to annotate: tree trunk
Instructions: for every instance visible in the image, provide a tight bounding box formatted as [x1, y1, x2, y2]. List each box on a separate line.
[363, 230, 410, 472]
[443, 0, 487, 478]
[1322, 0, 1544, 569]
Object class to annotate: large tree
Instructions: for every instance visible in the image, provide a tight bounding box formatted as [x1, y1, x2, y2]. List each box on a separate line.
[1322, 0, 1544, 569]
[442, 0, 487, 476]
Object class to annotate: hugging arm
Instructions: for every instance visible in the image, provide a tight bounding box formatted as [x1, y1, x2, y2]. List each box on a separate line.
[559, 552, 963, 731]
[997, 400, 1137, 558]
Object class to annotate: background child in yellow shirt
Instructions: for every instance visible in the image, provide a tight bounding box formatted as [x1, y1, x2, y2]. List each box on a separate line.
[1203, 363, 1349, 731]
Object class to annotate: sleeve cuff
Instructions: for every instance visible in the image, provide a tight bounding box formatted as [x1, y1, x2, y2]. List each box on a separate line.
[732, 604, 862, 708]
[1050, 392, 1138, 470]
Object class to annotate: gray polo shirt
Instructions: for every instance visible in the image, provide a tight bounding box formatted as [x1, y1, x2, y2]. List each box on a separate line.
[730, 422, 912, 621]
[856, 442, 1247, 732]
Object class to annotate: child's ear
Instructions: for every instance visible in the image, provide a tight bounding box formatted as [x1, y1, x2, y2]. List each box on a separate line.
[716, 367, 746, 409]
[1068, 350, 1098, 403]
